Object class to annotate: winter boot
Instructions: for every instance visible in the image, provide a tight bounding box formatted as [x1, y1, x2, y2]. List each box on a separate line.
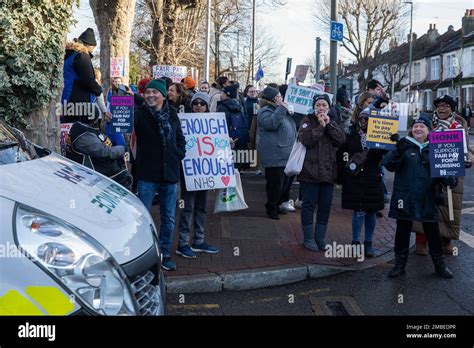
[315, 223, 329, 251]
[364, 241, 374, 258]
[431, 253, 453, 279]
[302, 225, 318, 251]
[388, 249, 409, 278]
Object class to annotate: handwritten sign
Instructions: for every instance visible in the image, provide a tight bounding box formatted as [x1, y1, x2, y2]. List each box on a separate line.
[430, 130, 465, 178]
[59, 123, 73, 156]
[110, 57, 126, 78]
[284, 84, 333, 115]
[179, 113, 236, 191]
[366, 108, 399, 150]
[152, 65, 187, 83]
[110, 96, 134, 133]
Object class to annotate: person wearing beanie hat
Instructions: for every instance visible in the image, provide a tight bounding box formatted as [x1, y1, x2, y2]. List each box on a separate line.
[261, 86, 279, 101]
[217, 83, 249, 157]
[313, 94, 331, 109]
[297, 91, 345, 251]
[78, 28, 97, 47]
[175, 89, 219, 259]
[183, 77, 197, 97]
[382, 113, 455, 279]
[412, 94, 472, 256]
[222, 83, 239, 99]
[134, 74, 186, 272]
[137, 78, 151, 95]
[257, 84, 298, 219]
[191, 92, 210, 111]
[61, 28, 103, 125]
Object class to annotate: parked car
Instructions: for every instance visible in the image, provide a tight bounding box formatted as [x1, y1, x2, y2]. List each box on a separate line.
[0, 120, 165, 315]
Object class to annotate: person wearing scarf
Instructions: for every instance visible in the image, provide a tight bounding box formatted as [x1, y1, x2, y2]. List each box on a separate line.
[340, 108, 386, 258]
[134, 79, 186, 272]
[414, 95, 472, 256]
[382, 114, 455, 279]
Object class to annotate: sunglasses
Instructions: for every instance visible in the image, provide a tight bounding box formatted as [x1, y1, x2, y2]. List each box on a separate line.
[192, 101, 207, 107]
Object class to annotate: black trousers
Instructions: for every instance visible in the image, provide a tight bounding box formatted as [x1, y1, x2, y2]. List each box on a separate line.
[264, 167, 286, 214]
[395, 219, 443, 255]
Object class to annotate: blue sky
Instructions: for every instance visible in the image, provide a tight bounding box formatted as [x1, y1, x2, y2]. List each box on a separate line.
[69, 0, 474, 82]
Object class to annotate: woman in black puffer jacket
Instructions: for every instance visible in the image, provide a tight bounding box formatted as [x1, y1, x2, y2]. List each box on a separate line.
[340, 108, 385, 257]
[382, 114, 455, 279]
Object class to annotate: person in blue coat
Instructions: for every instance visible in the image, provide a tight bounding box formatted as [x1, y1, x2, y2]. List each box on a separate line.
[382, 114, 456, 279]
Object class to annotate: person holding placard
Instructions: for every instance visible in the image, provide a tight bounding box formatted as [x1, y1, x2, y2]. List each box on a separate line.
[175, 92, 220, 259]
[382, 115, 455, 278]
[414, 95, 473, 255]
[340, 107, 386, 258]
[298, 95, 346, 251]
[134, 79, 186, 271]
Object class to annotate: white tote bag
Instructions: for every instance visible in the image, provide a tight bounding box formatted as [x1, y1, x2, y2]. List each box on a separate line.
[284, 140, 306, 176]
[214, 169, 249, 213]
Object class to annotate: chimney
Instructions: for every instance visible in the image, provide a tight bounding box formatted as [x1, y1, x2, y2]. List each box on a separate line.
[407, 32, 417, 42]
[462, 8, 474, 36]
[427, 23, 439, 43]
[389, 37, 398, 49]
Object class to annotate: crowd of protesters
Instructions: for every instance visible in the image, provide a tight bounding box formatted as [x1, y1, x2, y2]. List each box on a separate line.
[60, 27, 474, 277]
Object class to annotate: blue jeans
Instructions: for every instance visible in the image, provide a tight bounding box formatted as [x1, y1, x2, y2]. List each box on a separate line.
[300, 182, 334, 227]
[352, 210, 376, 242]
[137, 181, 177, 257]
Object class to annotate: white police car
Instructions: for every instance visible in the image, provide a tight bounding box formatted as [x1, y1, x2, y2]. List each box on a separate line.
[0, 120, 165, 315]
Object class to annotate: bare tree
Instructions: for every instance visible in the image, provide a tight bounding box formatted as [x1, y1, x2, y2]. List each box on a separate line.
[313, 0, 409, 91]
[90, 0, 136, 92]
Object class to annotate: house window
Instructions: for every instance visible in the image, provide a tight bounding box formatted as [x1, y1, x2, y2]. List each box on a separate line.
[413, 62, 421, 82]
[471, 49, 474, 75]
[424, 90, 433, 111]
[431, 57, 440, 80]
[446, 54, 456, 78]
[437, 88, 448, 97]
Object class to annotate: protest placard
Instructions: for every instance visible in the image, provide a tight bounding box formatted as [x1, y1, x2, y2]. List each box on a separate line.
[284, 84, 333, 115]
[152, 65, 187, 82]
[179, 113, 236, 191]
[110, 57, 125, 78]
[59, 123, 73, 156]
[429, 130, 465, 178]
[366, 108, 399, 150]
[294, 65, 310, 83]
[110, 96, 134, 133]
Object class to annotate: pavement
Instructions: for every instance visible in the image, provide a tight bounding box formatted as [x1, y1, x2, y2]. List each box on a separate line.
[150, 172, 408, 294]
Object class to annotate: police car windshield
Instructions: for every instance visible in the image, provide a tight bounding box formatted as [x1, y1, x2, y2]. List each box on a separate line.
[0, 123, 32, 165]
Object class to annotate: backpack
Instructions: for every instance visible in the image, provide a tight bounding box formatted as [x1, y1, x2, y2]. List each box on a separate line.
[228, 106, 250, 147]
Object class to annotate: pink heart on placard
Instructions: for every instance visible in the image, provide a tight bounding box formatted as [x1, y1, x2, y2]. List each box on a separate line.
[221, 176, 230, 186]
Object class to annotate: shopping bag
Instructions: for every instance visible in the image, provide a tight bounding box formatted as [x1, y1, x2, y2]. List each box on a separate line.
[214, 169, 248, 213]
[284, 140, 306, 176]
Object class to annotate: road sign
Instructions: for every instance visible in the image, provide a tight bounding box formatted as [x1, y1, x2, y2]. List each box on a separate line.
[330, 21, 344, 42]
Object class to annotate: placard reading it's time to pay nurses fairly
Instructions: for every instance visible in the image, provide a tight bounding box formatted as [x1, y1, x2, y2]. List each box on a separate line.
[152, 65, 187, 83]
[429, 130, 466, 178]
[366, 108, 399, 150]
[110, 96, 134, 133]
[179, 113, 236, 191]
[284, 84, 334, 115]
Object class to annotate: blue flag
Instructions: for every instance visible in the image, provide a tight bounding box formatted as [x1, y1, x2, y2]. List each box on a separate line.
[255, 62, 264, 82]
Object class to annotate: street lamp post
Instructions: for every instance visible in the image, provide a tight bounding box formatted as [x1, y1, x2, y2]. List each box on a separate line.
[404, 1, 413, 114]
[204, 0, 211, 82]
[251, 0, 256, 86]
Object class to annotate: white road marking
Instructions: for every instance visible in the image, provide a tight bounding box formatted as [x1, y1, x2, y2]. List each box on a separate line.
[460, 230, 474, 249]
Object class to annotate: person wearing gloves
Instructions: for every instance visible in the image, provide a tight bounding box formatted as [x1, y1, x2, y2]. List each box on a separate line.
[298, 94, 346, 251]
[257, 86, 297, 220]
[414, 95, 473, 255]
[340, 107, 386, 257]
[176, 92, 220, 259]
[382, 114, 455, 279]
